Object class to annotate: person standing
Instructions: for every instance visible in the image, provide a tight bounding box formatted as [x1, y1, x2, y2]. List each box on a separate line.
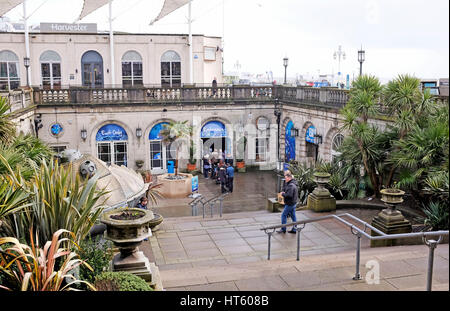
[225, 162, 234, 193]
[212, 77, 217, 96]
[218, 162, 227, 193]
[202, 154, 211, 179]
[277, 170, 298, 234]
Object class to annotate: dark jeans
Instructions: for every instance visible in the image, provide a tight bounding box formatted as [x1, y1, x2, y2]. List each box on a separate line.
[203, 167, 210, 178]
[221, 180, 227, 193]
[281, 204, 297, 232]
[226, 177, 233, 192]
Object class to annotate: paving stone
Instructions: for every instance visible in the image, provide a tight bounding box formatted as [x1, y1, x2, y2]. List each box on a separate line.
[206, 227, 236, 234]
[159, 243, 185, 252]
[191, 259, 228, 268]
[219, 245, 255, 255]
[163, 250, 188, 260]
[342, 279, 399, 291]
[244, 236, 270, 245]
[234, 275, 290, 291]
[179, 234, 212, 243]
[384, 274, 429, 290]
[186, 281, 239, 291]
[158, 237, 183, 246]
[226, 256, 262, 265]
[210, 232, 242, 241]
[214, 238, 249, 247]
[186, 248, 223, 258]
[201, 220, 230, 227]
[177, 229, 208, 237]
[158, 262, 194, 271]
[239, 230, 266, 238]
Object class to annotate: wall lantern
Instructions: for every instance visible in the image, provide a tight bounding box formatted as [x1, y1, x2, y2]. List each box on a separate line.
[314, 134, 323, 145]
[136, 127, 143, 138]
[81, 129, 87, 141]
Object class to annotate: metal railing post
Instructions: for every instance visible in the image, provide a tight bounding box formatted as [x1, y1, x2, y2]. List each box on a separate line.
[219, 197, 223, 218]
[351, 228, 362, 280]
[296, 224, 306, 261]
[210, 202, 214, 218]
[202, 201, 205, 218]
[424, 236, 442, 291]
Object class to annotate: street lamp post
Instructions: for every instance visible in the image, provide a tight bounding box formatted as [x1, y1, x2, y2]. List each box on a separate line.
[333, 45, 346, 87]
[358, 47, 365, 76]
[283, 57, 288, 84]
[23, 57, 30, 87]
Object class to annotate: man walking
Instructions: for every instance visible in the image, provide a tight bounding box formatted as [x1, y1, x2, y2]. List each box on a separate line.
[226, 162, 234, 193]
[277, 170, 298, 234]
[218, 161, 228, 193]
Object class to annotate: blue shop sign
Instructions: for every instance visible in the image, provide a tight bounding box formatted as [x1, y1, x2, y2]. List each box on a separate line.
[306, 125, 316, 143]
[96, 124, 128, 141]
[50, 123, 63, 136]
[149, 122, 169, 140]
[201, 121, 227, 138]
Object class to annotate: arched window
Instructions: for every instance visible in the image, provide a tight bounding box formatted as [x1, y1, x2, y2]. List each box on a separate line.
[96, 124, 128, 166]
[81, 51, 103, 88]
[40, 50, 61, 89]
[122, 51, 143, 86]
[0, 50, 20, 90]
[331, 133, 344, 162]
[161, 50, 181, 87]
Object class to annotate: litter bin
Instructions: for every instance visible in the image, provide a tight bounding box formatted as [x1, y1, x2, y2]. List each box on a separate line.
[167, 161, 175, 174]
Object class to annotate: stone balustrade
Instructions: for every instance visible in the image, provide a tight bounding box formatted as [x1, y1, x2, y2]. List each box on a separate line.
[31, 85, 448, 109]
[0, 89, 34, 114]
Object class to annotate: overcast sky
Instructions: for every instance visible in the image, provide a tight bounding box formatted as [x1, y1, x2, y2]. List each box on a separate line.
[4, 0, 449, 83]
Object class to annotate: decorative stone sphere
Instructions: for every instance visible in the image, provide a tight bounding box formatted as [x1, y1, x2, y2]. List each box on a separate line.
[79, 160, 97, 179]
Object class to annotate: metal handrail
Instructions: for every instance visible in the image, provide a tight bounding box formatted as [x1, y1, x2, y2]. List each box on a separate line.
[190, 192, 228, 218]
[260, 213, 449, 291]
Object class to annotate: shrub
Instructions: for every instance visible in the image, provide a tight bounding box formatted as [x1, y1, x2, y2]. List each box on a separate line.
[78, 237, 114, 285]
[93, 271, 153, 291]
[423, 202, 449, 230]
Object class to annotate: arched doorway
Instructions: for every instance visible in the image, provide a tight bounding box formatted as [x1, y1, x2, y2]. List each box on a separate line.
[285, 120, 295, 163]
[81, 50, 104, 88]
[149, 122, 176, 173]
[201, 121, 229, 158]
[96, 124, 128, 166]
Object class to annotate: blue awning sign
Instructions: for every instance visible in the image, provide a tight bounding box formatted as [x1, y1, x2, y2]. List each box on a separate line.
[201, 121, 227, 138]
[96, 124, 128, 141]
[149, 122, 169, 140]
[306, 125, 316, 143]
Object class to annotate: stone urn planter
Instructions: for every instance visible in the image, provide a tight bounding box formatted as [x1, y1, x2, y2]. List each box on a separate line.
[148, 213, 164, 232]
[307, 172, 336, 212]
[100, 207, 155, 281]
[371, 188, 411, 247]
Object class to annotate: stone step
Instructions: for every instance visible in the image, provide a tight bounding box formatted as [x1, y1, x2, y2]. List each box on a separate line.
[158, 243, 449, 290]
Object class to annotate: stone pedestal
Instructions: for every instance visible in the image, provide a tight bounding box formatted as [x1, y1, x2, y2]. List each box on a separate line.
[306, 172, 336, 212]
[267, 198, 283, 212]
[370, 208, 412, 247]
[112, 249, 153, 282]
[307, 192, 336, 212]
[370, 189, 412, 247]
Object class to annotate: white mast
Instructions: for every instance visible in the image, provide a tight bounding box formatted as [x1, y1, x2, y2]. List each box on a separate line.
[109, 0, 115, 87]
[23, 0, 31, 87]
[188, 0, 193, 84]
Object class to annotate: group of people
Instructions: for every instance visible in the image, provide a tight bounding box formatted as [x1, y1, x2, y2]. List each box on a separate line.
[202, 150, 234, 194]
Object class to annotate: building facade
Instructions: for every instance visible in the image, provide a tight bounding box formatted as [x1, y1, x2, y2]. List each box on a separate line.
[0, 31, 223, 90]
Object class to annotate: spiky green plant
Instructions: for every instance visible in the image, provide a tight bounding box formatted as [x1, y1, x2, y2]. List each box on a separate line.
[0, 96, 16, 143]
[0, 229, 96, 291]
[1, 160, 109, 246]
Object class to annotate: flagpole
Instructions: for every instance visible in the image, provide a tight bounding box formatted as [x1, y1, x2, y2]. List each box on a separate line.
[109, 0, 116, 87]
[188, 0, 193, 84]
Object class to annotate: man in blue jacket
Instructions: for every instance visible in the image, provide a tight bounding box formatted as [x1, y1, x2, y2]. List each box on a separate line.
[277, 170, 298, 233]
[226, 162, 234, 193]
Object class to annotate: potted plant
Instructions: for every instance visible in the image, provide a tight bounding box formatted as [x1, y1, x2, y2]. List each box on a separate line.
[236, 136, 247, 172]
[187, 139, 196, 171]
[159, 120, 192, 175]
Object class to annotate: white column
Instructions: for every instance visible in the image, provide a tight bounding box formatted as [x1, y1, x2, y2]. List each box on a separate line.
[188, 0, 193, 84]
[109, 0, 116, 87]
[23, 0, 31, 86]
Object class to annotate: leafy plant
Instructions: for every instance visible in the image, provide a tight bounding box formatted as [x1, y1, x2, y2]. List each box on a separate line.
[423, 202, 449, 230]
[0, 229, 96, 291]
[0, 160, 109, 246]
[93, 271, 153, 291]
[77, 236, 114, 286]
[0, 96, 15, 144]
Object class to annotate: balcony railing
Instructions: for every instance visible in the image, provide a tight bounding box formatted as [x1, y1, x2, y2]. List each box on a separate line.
[0, 89, 34, 115]
[32, 85, 448, 109]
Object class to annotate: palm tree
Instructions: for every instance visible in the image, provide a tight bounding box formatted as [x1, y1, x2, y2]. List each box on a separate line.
[159, 120, 192, 175]
[382, 74, 436, 186]
[341, 75, 384, 196]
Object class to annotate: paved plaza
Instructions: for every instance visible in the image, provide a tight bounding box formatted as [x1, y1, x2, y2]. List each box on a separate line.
[139, 171, 449, 291]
